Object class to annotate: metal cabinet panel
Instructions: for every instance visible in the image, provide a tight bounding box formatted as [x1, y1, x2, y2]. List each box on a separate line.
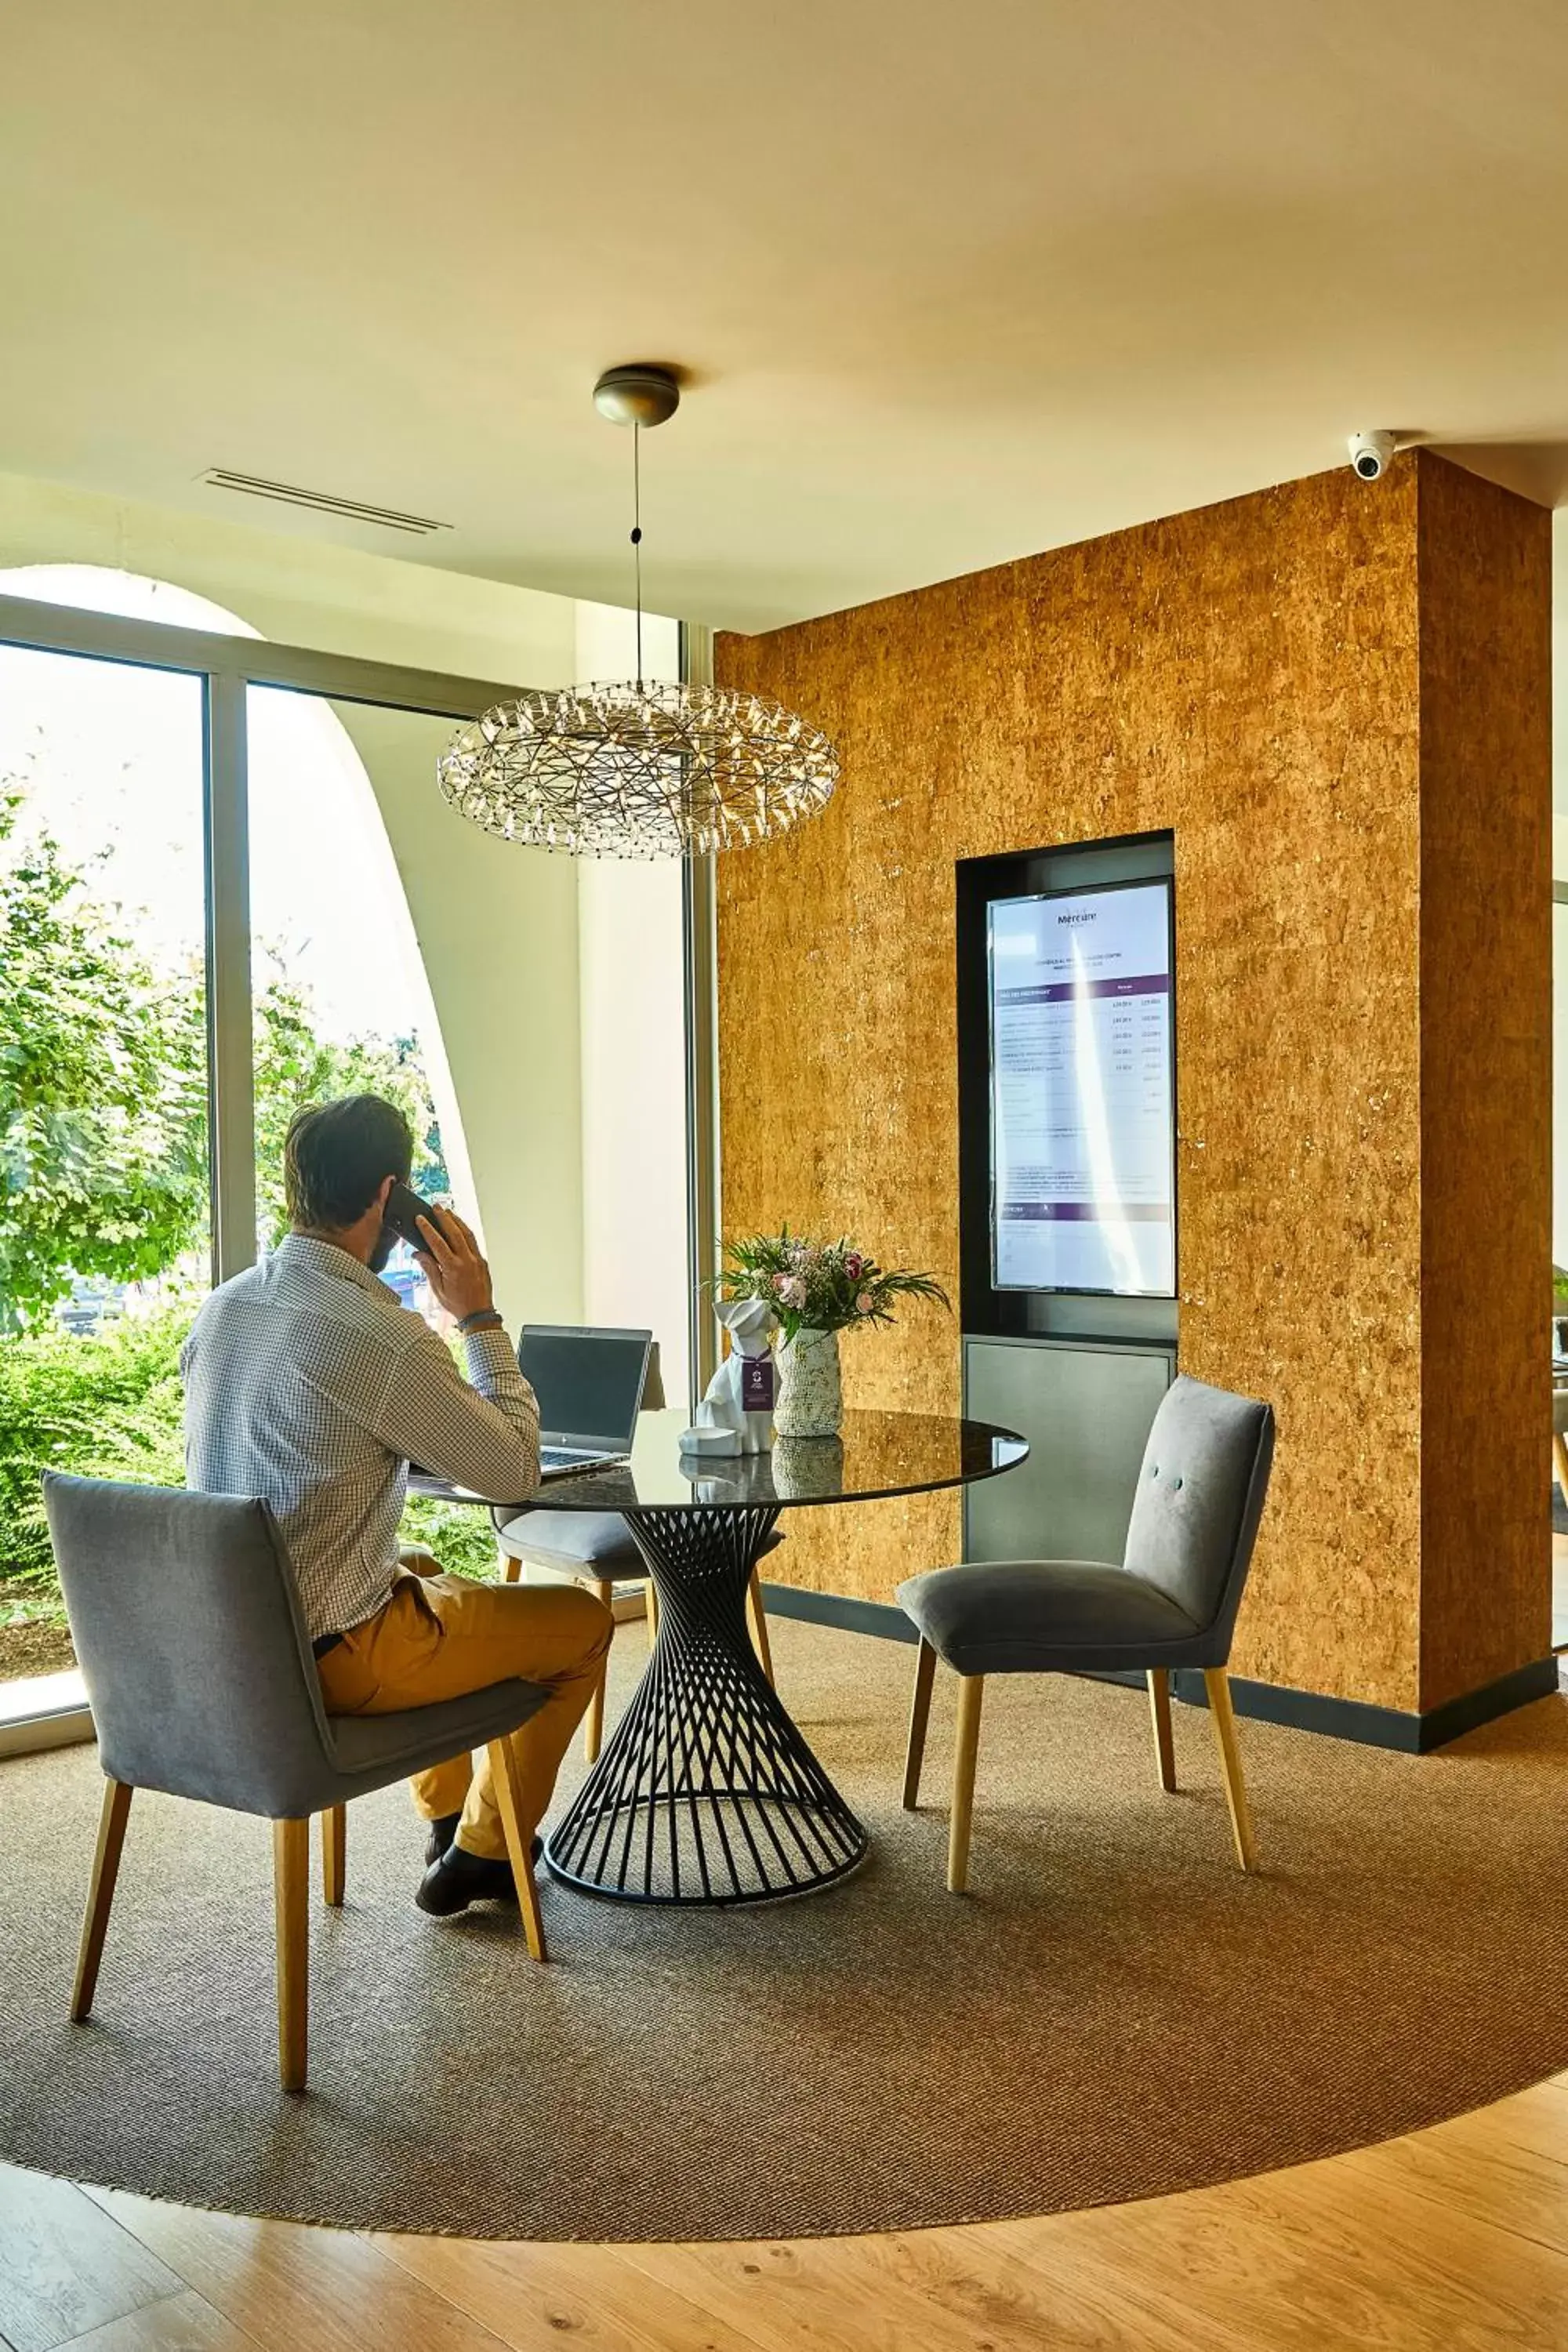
[964, 1337, 1174, 1565]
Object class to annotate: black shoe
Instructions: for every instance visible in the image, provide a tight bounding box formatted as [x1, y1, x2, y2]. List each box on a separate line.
[423, 1812, 463, 1867]
[415, 1835, 545, 1917]
[423, 1813, 545, 1870]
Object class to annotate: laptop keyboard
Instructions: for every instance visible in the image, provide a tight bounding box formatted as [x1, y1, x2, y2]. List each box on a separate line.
[540, 1445, 623, 1472]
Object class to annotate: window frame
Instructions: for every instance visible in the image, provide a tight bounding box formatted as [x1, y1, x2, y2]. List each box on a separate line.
[0, 588, 720, 1745]
[0, 589, 528, 1286]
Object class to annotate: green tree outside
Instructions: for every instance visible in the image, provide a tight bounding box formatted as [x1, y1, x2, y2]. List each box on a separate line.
[0, 785, 208, 1333]
[0, 775, 480, 1667]
[251, 961, 447, 1252]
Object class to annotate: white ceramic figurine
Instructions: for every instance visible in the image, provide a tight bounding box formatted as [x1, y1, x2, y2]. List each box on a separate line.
[693, 1296, 779, 1454]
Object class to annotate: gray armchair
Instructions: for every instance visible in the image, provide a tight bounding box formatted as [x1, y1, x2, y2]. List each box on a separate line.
[42, 1473, 552, 2091]
[898, 1374, 1275, 1891]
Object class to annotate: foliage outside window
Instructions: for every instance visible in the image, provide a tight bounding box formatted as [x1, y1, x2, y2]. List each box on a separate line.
[0, 771, 481, 1678]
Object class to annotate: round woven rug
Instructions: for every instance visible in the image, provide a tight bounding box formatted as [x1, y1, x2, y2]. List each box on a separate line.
[2, 1614, 1567, 2241]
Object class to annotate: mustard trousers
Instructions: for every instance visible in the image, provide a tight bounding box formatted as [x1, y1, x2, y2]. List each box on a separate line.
[318, 1564, 613, 1861]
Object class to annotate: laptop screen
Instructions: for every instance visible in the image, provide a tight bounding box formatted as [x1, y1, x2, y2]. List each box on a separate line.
[517, 1326, 651, 1451]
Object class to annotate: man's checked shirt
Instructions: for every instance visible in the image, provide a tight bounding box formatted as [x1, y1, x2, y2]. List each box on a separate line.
[181, 1233, 540, 1638]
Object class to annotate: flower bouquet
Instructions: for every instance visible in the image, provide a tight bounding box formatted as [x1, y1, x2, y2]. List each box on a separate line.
[718, 1229, 949, 1437]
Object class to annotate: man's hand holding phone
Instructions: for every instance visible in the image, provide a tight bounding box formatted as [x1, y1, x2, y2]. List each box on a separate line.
[413, 1203, 497, 1326]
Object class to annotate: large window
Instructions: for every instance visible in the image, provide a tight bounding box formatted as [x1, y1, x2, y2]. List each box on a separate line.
[0, 636, 209, 1697]
[0, 571, 522, 1715]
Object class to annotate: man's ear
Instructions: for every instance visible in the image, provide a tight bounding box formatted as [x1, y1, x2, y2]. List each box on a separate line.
[375, 1174, 396, 1210]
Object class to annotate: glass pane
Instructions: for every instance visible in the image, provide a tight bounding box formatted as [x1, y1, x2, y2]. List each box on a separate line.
[244, 689, 489, 1576]
[0, 645, 209, 1694]
[245, 688, 456, 1269]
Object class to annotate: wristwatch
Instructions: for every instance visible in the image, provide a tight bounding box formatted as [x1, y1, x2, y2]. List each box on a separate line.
[456, 1308, 505, 1336]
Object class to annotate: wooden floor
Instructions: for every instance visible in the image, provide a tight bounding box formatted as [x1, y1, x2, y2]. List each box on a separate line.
[9, 2071, 1568, 2350]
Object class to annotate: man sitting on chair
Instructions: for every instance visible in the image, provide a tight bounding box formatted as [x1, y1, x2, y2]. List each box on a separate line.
[181, 1093, 612, 1916]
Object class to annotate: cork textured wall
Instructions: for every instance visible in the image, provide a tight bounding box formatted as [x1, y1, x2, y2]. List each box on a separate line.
[715, 452, 1548, 1715]
[1415, 460, 1552, 1708]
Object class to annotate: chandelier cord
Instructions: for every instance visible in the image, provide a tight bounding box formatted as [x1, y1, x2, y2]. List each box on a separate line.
[631, 421, 644, 690]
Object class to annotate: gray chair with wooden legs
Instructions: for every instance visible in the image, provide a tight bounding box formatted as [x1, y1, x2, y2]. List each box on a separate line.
[898, 1375, 1275, 1893]
[42, 1473, 552, 2094]
[492, 1507, 781, 1761]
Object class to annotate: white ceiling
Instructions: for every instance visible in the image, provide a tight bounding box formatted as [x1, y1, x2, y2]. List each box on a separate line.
[4, 0, 1568, 633]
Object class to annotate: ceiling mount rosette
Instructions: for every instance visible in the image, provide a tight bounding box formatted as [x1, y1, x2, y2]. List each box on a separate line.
[438, 363, 840, 859]
[437, 677, 838, 858]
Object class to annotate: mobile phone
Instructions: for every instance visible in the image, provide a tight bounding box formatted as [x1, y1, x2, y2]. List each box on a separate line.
[383, 1179, 445, 1254]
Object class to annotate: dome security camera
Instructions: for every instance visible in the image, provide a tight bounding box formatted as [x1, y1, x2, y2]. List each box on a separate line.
[1348, 430, 1399, 481]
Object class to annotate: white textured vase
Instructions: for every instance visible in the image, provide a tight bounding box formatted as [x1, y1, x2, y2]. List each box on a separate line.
[774, 1327, 843, 1439]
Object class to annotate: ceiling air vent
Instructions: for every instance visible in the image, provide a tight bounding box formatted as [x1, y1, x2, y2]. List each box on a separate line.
[201, 468, 452, 537]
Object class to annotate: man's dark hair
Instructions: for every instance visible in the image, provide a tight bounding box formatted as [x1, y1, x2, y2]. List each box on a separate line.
[284, 1095, 412, 1232]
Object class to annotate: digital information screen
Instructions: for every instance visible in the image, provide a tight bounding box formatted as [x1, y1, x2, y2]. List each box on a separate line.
[989, 878, 1175, 1296]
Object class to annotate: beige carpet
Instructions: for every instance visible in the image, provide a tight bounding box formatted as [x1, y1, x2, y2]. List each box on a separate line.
[2, 1616, 1567, 2242]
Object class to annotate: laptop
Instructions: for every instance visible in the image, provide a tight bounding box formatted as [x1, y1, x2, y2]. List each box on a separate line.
[519, 1323, 652, 1477]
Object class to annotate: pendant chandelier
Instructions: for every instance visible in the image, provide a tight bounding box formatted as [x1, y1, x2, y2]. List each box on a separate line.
[437, 365, 839, 859]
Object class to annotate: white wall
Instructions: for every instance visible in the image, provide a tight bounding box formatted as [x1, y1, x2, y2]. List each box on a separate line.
[1555, 819, 1568, 1274]
[1555, 900, 1568, 1276]
[573, 601, 692, 1406]
[332, 704, 585, 1327]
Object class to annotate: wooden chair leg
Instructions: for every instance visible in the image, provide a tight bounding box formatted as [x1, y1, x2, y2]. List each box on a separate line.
[746, 1566, 775, 1687]
[71, 1777, 133, 2022]
[499, 1544, 523, 1585]
[321, 1805, 347, 1907]
[1148, 1668, 1177, 1793]
[1203, 1668, 1256, 1872]
[584, 1577, 612, 1762]
[948, 1673, 985, 1893]
[903, 1637, 938, 1810]
[273, 1817, 310, 2092]
[486, 1737, 548, 1962]
[1554, 1432, 1568, 1509]
[644, 1577, 660, 1650]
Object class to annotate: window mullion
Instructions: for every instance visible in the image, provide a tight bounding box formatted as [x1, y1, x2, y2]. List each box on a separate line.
[680, 620, 720, 1413]
[204, 673, 256, 1285]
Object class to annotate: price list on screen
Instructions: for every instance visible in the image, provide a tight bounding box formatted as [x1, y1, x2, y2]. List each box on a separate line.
[988, 880, 1175, 1294]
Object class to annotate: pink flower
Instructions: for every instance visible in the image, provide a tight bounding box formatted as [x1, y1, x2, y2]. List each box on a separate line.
[772, 1272, 789, 1294]
[844, 1252, 865, 1281]
[781, 1276, 808, 1308]
[855, 1291, 875, 1315]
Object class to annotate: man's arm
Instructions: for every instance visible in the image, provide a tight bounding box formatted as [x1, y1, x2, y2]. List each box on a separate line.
[368, 1202, 539, 1502]
[369, 1319, 540, 1502]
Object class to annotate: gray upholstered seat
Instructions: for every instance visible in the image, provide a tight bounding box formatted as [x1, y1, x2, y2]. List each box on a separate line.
[495, 1508, 647, 1574]
[42, 1473, 553, 2090]
[495, 1506, 783, 1577]
[900, 1559, 1203, 1677]
[897, 1374, 1276, 1891]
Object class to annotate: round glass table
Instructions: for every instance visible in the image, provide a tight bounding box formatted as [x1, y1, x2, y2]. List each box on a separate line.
[437, 1407, 1026, 1907]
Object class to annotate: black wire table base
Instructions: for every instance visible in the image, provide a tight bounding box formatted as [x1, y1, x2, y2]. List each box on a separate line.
[544, 1505, 869, 1905]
